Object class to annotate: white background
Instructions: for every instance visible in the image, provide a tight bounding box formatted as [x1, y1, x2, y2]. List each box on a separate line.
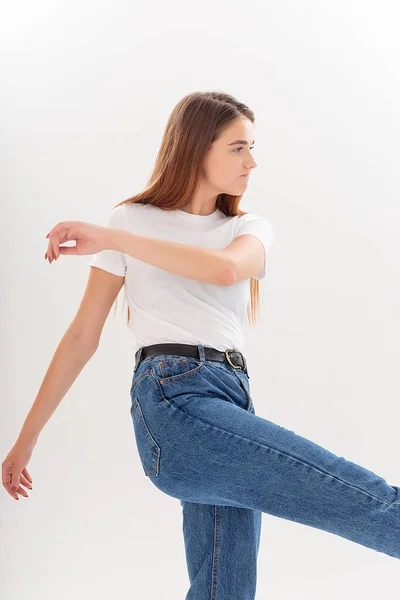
[1, 0, 400, 598]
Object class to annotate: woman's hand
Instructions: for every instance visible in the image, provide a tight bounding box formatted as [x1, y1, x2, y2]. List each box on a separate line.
[2, 442, 34, 500]
[44, 221, 112, 263]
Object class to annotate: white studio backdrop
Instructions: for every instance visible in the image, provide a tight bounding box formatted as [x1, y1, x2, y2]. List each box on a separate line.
[1, 0, 400, 598]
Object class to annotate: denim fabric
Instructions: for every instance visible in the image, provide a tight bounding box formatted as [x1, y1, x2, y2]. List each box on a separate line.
[129, 344, 400, 599]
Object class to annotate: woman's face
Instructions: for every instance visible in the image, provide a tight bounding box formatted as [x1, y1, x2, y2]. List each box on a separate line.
[202, 116, 257, 195]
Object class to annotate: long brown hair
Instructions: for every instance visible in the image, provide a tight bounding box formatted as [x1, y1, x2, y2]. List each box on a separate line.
[112, 90, 266, 327]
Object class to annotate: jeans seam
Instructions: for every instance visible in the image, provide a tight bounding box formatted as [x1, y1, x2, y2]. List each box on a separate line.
[159, 399, 395, 507]
[211, 505, 221, 600]
[156, 363, 205, 384]
[131, 397, 160, 477]
[159, 357, 202, 379]
[130, 369, 152, 394]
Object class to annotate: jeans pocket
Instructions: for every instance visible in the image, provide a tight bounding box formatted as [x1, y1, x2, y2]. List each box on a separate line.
[153, 357, 206, 383]
[130, 397, 160, 477]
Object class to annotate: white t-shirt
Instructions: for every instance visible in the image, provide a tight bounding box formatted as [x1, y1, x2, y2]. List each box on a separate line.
[88, 203, 273, 354]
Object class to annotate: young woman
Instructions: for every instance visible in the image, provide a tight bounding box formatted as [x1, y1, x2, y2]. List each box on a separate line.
[3, 91, 400, 599]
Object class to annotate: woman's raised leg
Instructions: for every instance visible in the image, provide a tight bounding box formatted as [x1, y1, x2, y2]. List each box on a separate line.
[131, 358, 400, 562]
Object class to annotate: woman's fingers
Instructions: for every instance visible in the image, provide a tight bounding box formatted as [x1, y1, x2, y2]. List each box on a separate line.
[14, 484, 28, 498]
[51, 236, 59, 260]
[45, 238, 57, 262]
[45, 223, 60, 261]
[20, 474, 32, 489]
[46, 224, 74, 261]
[5, 483, 19, 499]
[47, 232, 58, 260]
[22, 467, 33, 483]
[44, 220, 108, 258]
[4, 480, 22, 500]
[46, 242, 53, 262]
[2, 452, 34, 500]
[6, 476, 31, 499]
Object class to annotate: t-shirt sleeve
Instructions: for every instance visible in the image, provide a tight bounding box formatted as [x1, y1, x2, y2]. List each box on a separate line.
[88, 204, 128, 277]
[234, 213, 274, 280]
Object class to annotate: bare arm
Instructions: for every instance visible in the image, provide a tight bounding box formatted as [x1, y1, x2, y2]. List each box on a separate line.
[2, 267, 124, 500]
[14, 265, 124, 449]
[17, 329, 98, 447]
[108, 229, 235, 286]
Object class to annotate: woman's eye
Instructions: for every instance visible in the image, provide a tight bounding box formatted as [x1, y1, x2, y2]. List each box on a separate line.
[234, 146, 255, 153]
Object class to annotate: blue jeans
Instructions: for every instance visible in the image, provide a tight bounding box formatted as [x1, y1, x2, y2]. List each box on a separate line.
[129, 344, 400, 599]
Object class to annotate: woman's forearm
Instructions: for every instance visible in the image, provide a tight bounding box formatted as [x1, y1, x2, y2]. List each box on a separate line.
[108, 228, 234, 286]
[16, 330, 98, 447]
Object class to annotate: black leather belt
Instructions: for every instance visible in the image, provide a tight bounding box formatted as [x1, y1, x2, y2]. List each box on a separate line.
[134, 343, 248, 375]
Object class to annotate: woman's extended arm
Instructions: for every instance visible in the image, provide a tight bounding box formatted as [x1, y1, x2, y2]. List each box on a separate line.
[3, 263, 123, 501]
[43, 220, 235, 286]
[17, 329, 97, 447]
[2, 329, 97, 500]
[108, 229, 234, 286]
